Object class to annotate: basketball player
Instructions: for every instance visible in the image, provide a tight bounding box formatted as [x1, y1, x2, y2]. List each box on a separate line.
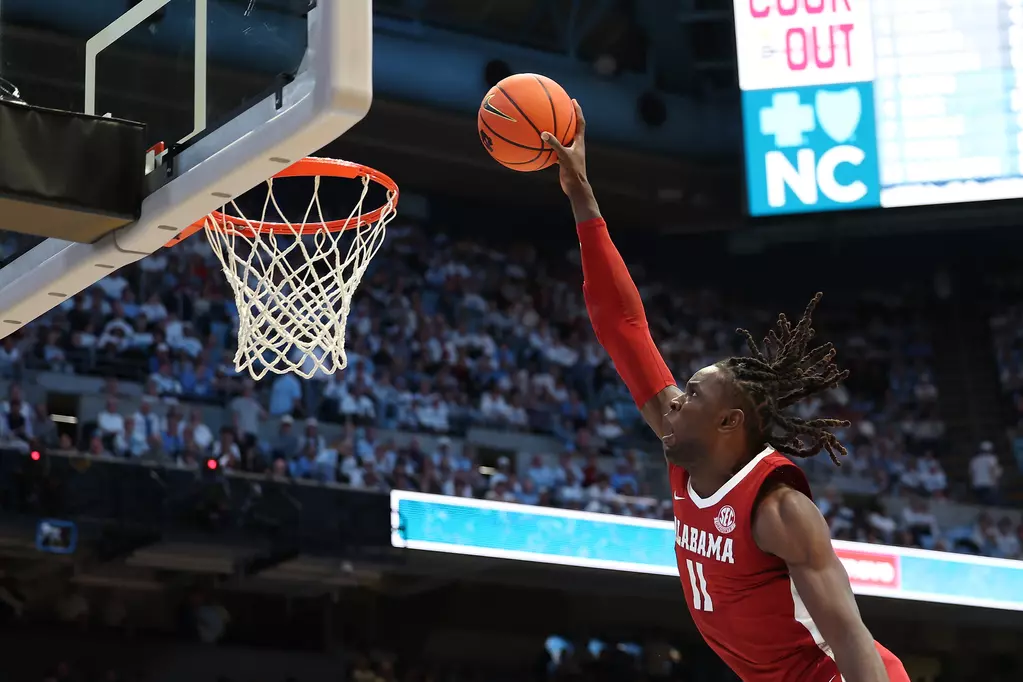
[541, 105, 911, 682]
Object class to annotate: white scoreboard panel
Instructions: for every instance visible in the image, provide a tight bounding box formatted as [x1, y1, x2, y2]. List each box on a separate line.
[736, 0, 1023, 216]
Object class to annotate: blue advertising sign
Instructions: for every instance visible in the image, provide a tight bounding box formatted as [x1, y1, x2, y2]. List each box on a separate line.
[742, 82, 881, 215]
[392, 491, 1023, 612]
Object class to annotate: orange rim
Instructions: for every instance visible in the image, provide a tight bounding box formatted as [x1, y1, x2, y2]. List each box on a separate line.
[168, 157, 399, 247]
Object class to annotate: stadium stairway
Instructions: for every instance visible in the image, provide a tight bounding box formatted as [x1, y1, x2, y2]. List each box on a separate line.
[929, 276, 1023, 504]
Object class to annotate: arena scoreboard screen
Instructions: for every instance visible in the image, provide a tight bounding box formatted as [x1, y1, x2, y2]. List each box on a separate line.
[735, 0, 1023, 216]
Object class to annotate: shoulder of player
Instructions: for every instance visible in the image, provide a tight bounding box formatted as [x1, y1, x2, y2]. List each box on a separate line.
[751, 481, 828, 564]
[639, 384, 682, 439]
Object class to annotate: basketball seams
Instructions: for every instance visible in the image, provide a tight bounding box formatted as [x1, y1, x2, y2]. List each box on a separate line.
[503, 157, 550, 168]
[561, 105, 576, 146]
[479, 116, 545, 152]
[496, 84, 548, 148]
[533, 76, 558, 135]
[533, 75, 557, 171]
[479, 122, 546, 169]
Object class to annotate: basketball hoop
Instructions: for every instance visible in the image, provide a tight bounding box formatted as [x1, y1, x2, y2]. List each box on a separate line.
[190, 157, 399, 380]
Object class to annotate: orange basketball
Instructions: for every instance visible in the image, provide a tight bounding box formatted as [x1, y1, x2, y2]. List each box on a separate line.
[477, 73, 577, 172]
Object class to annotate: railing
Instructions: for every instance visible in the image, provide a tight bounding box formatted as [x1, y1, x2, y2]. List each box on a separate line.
[0, 448, 391, 556]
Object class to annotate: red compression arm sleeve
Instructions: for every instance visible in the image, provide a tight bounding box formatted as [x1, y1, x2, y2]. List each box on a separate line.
[577, 217, 676, 406]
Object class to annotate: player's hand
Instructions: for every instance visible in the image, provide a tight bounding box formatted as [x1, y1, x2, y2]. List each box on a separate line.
[541, 100, 588, 196]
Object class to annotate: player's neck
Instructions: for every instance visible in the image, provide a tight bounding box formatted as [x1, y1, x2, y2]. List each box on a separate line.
[687, 445, 751, 498]
[685, 461, 736, 500]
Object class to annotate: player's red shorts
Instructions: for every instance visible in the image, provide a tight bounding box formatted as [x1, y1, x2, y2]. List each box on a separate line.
[813, 642, 910, 682]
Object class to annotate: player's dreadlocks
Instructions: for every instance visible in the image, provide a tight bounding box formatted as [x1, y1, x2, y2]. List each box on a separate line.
[717, 292, 850, 466]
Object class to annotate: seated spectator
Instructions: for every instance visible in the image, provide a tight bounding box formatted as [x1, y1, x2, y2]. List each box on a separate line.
[901, 497, 939, 548]
[181, 409, 213, 452]
[96, 398, 125, 444]
[995, 516, 1021, 559]
[969, 441, 1003, 505]
[442, 470, 475, 498]
[609, 458, 638, 494]
[180, 361, 216, 398]
[212, 428, 241, 468]
[115, 416, 148, 458]
[504, 393, 529, 430]
[968, 512, 1000, 555]
[914, 372, 939, 403]
[270, 415, 300, 460]
[518, 477, 541, 505]
[485, 479, 517, 503]
[289, 444, 318, 480]
[98, 308, 132, 352]
[131, 401, 160, 444]
[145, 434, 173, 463]
[554, 451, 584, 486]
[1, 384, 33, 441]
[42, 329, 72, 373]
[593, 407, 624, 441]
[371, 443, 397, 478]
[150, 362, 183, 396]
[819, 486, 856, 538]
[127, 318, 154, 352]
[897, 456, 923, 495]
[864, 501, 898, 544]
[392, 467, 417, 492]
[0, 337, 21, 378]
[269, 372, 303, 416]
[526, 454, 556, 490]
[33, 404, 59, 448]
[161, 411, 185, 458]
[140, 293, 168, 323]
[558, 470, 585, 509]
[488, 455, 512, 488]
[479, 389, 511, 425]
[917, 451, 947, 497]
[229, 382, 266, 446]
[86, 435, 112, 458]
[585, 475, 618, 513]
[350, 460, 387, 492]
[416, 395, 450, 432]
[300, 418, 326, 454]
[339, 385, 377, 425]
[337, 439, 360, 482]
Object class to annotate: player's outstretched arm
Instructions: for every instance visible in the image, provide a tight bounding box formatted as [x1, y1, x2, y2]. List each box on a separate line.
[753, 484, 889, 682]
[543, 105, 680, 438]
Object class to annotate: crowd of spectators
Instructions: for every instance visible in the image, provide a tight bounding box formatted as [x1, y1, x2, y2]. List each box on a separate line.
[0, 222, 1019, 560]
[989, 286, 1023, 477]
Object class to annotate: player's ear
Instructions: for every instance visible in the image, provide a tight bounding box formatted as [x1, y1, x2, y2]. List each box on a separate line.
[718, 408, 744, 433]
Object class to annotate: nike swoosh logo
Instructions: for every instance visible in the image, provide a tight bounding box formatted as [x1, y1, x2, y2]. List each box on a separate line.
[673, 493, 685, 501]
[482, 94, 517, 122]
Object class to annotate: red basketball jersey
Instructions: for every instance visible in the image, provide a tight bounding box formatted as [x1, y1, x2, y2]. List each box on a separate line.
[669, 446, 909, 682]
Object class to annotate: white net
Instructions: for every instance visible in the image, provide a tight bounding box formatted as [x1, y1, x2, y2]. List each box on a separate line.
[202, 170, 397, 380]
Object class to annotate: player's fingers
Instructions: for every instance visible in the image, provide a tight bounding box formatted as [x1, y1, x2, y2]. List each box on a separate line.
[541, 131, 568, 155]
[572, 100, 586, 139]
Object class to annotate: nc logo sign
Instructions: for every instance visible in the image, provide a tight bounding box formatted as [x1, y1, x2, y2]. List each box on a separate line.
[742, 82, 880, 216]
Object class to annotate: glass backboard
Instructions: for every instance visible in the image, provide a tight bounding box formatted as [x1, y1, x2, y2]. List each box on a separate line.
[0, 0, 372, 333]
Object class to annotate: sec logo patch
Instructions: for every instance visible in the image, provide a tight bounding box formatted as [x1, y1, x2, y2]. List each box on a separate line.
[714, 505, 736, 535]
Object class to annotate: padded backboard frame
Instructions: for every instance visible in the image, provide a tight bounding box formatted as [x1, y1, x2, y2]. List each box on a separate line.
[0, 0, 373, 335]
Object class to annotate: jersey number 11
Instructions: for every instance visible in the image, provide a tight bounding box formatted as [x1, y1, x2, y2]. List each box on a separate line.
[685, 559, 714, 612]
